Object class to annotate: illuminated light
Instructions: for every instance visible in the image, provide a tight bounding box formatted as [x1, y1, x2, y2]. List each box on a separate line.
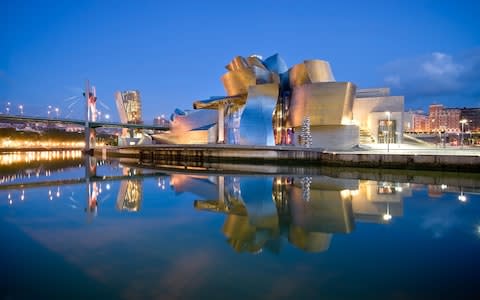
[48, 190, 52, 196]
[441, 184, 447, 190]
[8, 193, 11, 199]
[49, 196, 53, 201]
[106, 183, 111, 190]
[395, 186, 403, 192]
[21, 194, 24, 201]
[349, 189, 359, 196]
[9, 199, 13, 205]
[383, 213, 392, 221]
[458, 194, 467, 202]
[340, 189, 351, 199]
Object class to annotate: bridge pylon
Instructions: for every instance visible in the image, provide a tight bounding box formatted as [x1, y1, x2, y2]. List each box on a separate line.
[84, 80, 97, 154]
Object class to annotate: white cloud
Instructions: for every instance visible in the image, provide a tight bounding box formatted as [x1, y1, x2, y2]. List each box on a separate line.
[421, 52, 463, 77]
[381, 48, 480, 108]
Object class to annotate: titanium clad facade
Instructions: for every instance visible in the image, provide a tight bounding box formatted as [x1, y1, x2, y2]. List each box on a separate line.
[169, 109, 217, 134]
[289, 82, 356, 127]
[156, 53, 388, 149]
[289, 60, 335, 87]
[238, 84, 279, 146]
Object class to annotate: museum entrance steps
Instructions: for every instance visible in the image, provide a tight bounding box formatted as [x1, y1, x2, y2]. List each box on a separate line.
[359, 128, 375, 144]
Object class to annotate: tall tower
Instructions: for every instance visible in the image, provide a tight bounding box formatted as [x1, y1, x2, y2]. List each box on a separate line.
[115, 90, 143, 124]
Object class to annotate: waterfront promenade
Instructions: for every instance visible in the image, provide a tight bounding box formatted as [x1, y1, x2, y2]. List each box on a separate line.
[96, 143, 480, 173]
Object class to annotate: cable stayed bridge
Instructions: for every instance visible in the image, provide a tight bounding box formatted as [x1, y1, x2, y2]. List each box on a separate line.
[0, 114, 169, 131]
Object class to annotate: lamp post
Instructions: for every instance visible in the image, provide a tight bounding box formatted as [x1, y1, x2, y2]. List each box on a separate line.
[18, 104, 23, 116]
[460, 119, 468, 148]
[385, 111, 391, 153]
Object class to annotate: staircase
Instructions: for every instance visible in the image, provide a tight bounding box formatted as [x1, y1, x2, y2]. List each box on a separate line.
[359, 128, 375, 144]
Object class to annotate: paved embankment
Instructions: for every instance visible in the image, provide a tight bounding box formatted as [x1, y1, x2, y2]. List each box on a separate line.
[95, 144, 480, 173]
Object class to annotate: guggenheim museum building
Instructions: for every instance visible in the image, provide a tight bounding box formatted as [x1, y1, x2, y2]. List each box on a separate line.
[153, 54, 404, 150]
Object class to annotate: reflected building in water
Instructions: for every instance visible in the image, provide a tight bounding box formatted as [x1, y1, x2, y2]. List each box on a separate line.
[116, 168, 143, 212]
[172, 174, 410, 253]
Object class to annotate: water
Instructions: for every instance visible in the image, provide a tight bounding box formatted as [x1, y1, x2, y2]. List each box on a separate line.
[1, 152, 480, 299]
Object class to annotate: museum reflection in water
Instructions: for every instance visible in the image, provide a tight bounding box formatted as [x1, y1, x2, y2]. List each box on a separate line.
[172, 174, 405, 253]
[6, 152, 478, 254]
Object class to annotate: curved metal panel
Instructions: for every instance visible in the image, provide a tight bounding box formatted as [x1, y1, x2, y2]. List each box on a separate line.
[263, 53, 288, 74]
[193, 95, 245, 110]
[238, 83, 279, 146]
[225, 56, 249, 71]
[288, 63, 311, 87]
[304, 60, 335, 82]
[170, 109, 217, 133]
[221, 69, 256, 96]
[288, 82, 356, 127]
[252, 65, 273, 84]
[246, 56, 267, 70]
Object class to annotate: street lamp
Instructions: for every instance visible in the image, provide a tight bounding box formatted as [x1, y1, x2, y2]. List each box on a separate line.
[460, 119, 468, 148]
[385, 111, 391, 153]
[48, 105, 52, 118]
[6, 101, 11, 114]
[18, 104, 23, 116]
[55, 107, 59, 118]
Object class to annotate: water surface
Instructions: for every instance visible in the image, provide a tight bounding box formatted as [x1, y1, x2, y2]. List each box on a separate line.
[1, 152, 479, 299]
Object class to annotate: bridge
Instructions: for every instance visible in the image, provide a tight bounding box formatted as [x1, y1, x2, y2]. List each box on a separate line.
[0, 114, 169, 131]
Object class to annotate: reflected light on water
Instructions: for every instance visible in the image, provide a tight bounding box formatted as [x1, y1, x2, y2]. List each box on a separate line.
[383, 213, 392, 221]
[0, 150, 82, 165]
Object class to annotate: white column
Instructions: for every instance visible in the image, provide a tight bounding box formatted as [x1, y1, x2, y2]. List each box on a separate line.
[217, 102, 225, 144]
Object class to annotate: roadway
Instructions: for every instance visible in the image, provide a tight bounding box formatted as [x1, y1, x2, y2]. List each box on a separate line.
[0, 114, 169, 130]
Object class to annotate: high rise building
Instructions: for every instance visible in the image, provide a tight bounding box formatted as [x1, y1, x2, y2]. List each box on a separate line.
[428, 104, 461, 133]
[412, 113, 429, 132]
[115, 90, 143, 124]
[428, 104, 443, 132]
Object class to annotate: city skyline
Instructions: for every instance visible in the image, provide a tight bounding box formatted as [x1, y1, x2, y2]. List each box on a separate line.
[2, 0, 479, 122]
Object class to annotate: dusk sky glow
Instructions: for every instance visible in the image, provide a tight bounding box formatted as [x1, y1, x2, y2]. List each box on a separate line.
[2, 0, 479, 122]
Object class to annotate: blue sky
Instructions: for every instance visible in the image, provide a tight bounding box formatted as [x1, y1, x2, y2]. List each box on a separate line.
[1, 0, 479, 122]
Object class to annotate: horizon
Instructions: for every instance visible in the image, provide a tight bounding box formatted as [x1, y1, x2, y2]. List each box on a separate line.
[2, 0, 479, 122]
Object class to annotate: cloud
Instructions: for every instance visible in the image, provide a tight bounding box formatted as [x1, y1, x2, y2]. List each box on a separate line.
[381, 49, 480, 108]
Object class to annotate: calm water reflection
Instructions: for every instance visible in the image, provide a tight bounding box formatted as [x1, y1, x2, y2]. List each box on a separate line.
[1, 153, 480, 299]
